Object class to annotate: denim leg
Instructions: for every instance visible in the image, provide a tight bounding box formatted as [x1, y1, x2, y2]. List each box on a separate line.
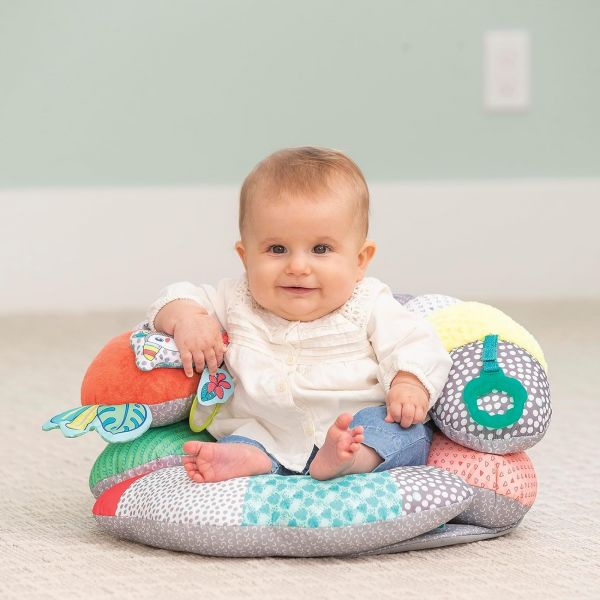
[217, 434, 286, 475]
[350, 406, 434, 473]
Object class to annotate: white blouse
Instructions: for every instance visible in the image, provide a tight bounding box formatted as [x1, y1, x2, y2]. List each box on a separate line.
[147, 276, 452, 472]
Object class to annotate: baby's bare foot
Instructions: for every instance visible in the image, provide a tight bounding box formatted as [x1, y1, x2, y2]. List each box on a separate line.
[309, 413, 365, 481]
[182, 441, 272, 483]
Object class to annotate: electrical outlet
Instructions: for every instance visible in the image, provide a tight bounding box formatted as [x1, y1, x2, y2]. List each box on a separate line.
[484, 30, 531, 112]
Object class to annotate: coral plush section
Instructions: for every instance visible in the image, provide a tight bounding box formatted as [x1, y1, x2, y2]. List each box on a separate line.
[81, 331, 199, 406]
[427, 433, 537, 507]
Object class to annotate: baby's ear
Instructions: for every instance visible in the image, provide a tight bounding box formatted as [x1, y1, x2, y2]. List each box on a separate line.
[357, 240, 376, 275]
[235, 241, 247, 267]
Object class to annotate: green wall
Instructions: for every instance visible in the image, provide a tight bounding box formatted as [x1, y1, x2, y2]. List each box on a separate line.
[1, 0, 598, 187]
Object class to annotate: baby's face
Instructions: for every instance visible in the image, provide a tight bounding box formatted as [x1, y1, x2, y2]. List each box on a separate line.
[236, 192, 375, 322]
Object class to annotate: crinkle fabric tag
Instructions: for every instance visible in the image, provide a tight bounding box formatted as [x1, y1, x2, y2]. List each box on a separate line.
[130, 330, 183, 371]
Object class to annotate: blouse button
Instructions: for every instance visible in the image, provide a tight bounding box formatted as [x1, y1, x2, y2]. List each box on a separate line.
[277, 382, 287, 393]
[286, 355, 296, 365]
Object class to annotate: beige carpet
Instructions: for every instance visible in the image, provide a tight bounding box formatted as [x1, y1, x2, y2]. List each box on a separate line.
[1, 301, 599, 599]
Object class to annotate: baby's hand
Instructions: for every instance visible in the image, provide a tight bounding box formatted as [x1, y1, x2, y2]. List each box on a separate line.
[154, 299, 227, 376]
[172, 308, 226, 377]
[384, 372, 429, 428]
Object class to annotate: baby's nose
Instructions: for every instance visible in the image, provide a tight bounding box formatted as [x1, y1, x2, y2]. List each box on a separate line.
[286, 253, 311, 274]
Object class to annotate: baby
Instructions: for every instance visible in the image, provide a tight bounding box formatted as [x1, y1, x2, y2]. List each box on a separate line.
[148, 146, 452, 483]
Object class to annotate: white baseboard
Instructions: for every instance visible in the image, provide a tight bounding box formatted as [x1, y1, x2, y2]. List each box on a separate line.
[1, 179, 599, 313]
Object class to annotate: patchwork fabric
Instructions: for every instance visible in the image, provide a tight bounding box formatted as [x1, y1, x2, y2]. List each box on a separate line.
[431, 340, 551, 453]
[93, 465, 476, 557]
[95, 504, 480, 558]
[242, 472, 402, 528]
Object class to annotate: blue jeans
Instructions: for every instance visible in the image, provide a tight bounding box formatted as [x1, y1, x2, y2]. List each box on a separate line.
[218, 406, 434, 476]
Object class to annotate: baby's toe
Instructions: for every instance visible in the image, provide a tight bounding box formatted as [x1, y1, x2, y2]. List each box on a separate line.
[334, 413, 353, 430]
[183, 441, 201, 455]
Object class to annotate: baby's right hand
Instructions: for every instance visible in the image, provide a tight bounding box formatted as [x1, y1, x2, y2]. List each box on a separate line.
[154, 299, 227, 376]
[173, 309, 226, 377]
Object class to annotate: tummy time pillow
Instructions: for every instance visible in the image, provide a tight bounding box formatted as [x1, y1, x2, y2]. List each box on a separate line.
[43, 292, 550, 557]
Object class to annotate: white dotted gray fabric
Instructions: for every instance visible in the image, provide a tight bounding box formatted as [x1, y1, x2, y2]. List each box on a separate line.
[450, 488, 528, 529]
[392, 293, 414, 305]
[149, 395, 194, 427]
[354, 522, 520, 555]
[96, 505, 474, 558]
[389, 466, 472, 516]
[116, 467, 247, 526]
[91, 455, 184, 498]
[431, 340, 551, 453]
[404, 294, 461, 318]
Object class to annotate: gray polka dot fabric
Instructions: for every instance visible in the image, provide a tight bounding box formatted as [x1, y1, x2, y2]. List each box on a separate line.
[431, 340, 551, 453]
[388, 466, 471, 517]
[392, 293, 414, 305]
[91, 454, 184, 498]
[404, 294, 461, 318]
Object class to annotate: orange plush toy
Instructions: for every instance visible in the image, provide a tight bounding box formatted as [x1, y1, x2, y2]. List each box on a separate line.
[42, 328, 221, 443]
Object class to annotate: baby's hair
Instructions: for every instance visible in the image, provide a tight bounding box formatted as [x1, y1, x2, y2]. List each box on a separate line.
[239, 146, 370, 239]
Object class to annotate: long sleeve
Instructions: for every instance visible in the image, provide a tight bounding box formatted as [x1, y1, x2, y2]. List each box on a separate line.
[146, 281, 225, 331]
[367, 286, 452, 409]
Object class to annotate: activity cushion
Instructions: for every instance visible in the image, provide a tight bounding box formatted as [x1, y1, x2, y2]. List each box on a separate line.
[89, 420, 537, 556]
[45, 292, 550, 557]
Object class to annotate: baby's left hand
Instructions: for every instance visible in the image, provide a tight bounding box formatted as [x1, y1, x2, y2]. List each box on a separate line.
[385, 373, 429, 428]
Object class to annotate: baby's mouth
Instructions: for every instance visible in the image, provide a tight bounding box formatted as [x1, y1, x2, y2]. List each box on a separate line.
[280, 286, 317, 295]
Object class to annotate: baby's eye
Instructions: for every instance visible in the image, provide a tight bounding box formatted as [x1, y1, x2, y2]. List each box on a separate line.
[313, 244, 331, 254]
[268, 245, 286, 254]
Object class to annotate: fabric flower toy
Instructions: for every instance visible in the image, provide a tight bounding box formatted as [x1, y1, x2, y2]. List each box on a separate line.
[189, 369, 234, 432]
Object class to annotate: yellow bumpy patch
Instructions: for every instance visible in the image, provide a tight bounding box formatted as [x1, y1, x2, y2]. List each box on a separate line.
[426, 301, 548, 372]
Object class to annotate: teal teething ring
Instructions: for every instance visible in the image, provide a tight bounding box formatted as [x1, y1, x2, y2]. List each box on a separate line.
[462, 334, 528, 429]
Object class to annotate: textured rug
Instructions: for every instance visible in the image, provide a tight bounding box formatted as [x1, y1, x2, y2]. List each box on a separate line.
[1, 301, 598, 599]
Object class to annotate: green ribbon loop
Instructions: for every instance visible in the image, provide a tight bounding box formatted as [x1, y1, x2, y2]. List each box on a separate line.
[462, 334, 528, 430]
